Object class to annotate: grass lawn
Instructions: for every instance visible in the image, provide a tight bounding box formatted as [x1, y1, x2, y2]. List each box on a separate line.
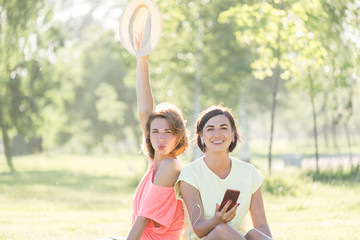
[1, 153, 359, 240]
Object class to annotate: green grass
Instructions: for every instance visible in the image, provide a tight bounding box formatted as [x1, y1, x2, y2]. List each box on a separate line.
[1, 153, 359, 240]
[263, 169, 360, 239]
[0, 153, 145, 240]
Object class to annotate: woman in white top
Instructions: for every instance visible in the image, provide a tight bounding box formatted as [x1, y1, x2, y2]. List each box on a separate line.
[175, 105, 273, 240]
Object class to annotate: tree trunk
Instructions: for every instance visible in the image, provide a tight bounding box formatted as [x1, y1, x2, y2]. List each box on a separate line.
[267, 0, 283, 175]
[322, 93, 329, 150]
[331, 116, 340, 152]
[1, 124, 16, 173]
[344, 122, 353, 168]
[268, 68, 279, 175]
[191, 6, 204, 161]
[309, 90, 320, 172]
[239, 93, 250, 163]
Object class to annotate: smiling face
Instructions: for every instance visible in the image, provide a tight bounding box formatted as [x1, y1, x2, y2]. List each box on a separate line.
[196, 105, 240, 153]
[150, 118, 177, 159]
[202, 114, 234, 153]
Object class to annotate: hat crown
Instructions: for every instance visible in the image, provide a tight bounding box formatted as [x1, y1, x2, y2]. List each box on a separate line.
[119, 0, 162, 57]
[129, 5, 152, 52]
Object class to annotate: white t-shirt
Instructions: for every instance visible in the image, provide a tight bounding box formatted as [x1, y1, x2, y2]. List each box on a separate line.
[175, 157, 264, 240]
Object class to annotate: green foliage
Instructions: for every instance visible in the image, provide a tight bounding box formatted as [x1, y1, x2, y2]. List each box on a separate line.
[263, 174, 300, 196]
[2, 0, 360, 169]
[64, 29, 139, 151]
[219, 0, 328, 82]
[304, 165, 360, 183]
[219, 0, 360, 175]
[95, 83, 127, 125]
[0, 0, 66, 170]
[152, 0, 255, 121]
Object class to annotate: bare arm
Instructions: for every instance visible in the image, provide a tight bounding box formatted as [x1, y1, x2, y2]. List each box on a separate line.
[249, 187, 272, 238]
[128, 158, 182, 236]
[136, 56, 153, 137]
[153, 158, 182, 187]
[179, 181, 239, 238]
[126, 216, 149, 240]
[127, 63, 153, 239]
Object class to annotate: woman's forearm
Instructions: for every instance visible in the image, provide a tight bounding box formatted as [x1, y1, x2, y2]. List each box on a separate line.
[256, 223, 272, 238]
[250, 188, 272, 238]
[136, 57, 153, 134]
[136, 57, 153, 115]
[126, 216, 149, 240]
[192, 217, 222, 238]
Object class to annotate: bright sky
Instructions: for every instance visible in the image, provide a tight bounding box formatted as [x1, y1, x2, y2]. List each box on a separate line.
[53, 0, 124, 40]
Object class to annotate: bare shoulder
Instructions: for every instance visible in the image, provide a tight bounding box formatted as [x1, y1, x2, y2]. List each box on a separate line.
[153, 158, 183, 187]
[161, 158, 183, 172]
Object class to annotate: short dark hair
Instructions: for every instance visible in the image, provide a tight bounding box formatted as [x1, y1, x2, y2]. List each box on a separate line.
[195, 105, 241, 153]
[143, 103, 188, 159]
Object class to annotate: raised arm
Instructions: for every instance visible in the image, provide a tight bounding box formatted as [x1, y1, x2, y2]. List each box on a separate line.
[126, 57, 154, 240]
[136, 55, 154, 137]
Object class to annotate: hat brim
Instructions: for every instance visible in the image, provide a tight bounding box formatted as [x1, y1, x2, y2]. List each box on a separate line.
[119, 0, 162, 57]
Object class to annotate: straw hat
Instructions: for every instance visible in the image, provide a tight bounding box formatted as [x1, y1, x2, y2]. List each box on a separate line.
[119, 0, 162, 57]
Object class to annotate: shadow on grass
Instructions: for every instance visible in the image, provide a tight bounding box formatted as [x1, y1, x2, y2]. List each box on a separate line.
[303, 165, 360, 184]
[0, 170, 142, 194]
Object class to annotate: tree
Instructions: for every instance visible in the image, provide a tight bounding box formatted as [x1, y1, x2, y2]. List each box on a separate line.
[319, 0, 360, 166]
[67, 29, 137, 152]
[219, 0, 300, 173]
[291, 0, 360, 171]
[0, 0, 64, 172]
[35, 0, 140, 153]
[142, 0, 254, 160]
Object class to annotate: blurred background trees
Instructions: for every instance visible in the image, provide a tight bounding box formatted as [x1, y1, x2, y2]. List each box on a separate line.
[1, 0, 359, 173]
[0, 0, 65, 172]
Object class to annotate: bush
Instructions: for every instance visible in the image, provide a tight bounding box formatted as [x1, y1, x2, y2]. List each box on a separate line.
[263, 175, 300, 196]
[304, 165, 360, 183]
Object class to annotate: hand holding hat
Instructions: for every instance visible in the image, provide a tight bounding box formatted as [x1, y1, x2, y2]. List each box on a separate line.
[119, 0, 162, 57]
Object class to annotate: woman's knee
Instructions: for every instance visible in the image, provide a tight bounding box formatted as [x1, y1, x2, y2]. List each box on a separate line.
[206, 223, 247, 240]
[205, 223, 229, 240]
[245, 229, 271, 240]
[245, 229, 260, 239]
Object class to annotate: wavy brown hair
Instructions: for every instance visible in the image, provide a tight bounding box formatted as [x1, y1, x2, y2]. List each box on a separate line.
[142, 103, 188, 159]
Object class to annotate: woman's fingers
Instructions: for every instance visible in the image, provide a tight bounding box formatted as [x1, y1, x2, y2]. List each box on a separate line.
[215, 201, 233, 222]
[217, 201, 240, 222]
[215, 203, 220, 212]
[221, 200, 233, 213]
[224, 203, 240, 222]
[229, 203, 240, 213]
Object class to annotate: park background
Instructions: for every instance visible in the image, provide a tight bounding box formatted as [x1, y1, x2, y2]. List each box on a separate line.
[1, 0, 360, 239]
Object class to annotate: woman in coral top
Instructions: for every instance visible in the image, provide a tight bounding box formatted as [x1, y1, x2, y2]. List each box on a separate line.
[125, 51, 188, 240]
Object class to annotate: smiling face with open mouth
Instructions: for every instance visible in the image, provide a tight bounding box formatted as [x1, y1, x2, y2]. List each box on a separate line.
[202, 114, 234, 153]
